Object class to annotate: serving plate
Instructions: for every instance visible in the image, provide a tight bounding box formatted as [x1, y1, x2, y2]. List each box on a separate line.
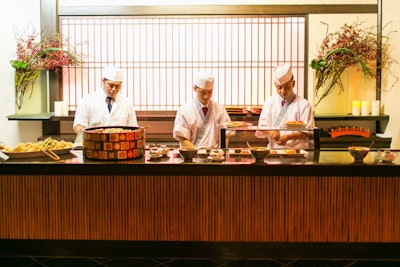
[268, 149, 308, 157]
[1, 147, 72, 159]
[147, 154, 163, 160]
[226, 121, 249, 128]
[284, 121, 306, 128]
[228, 149, 253, 158]
[207, 156, 225, 162]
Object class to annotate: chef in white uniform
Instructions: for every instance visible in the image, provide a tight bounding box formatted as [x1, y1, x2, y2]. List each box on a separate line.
[256, 63, 315, 149]
[173, 71, 231, 148]
[73, 66, 138, 135]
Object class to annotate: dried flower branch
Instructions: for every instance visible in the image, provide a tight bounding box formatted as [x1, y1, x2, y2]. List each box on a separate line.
[310, 20, 393, 107]
[10, 29, 83, 109]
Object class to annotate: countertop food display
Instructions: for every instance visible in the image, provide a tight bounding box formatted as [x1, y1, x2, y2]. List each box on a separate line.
[0, 137, 73, 159]
[82, 126, 145, 160]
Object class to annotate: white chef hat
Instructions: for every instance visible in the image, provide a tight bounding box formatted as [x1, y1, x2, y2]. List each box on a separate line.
[194, 70, 214, 90]
[103, 66, 124, 83]
[273, 63, 293, 86]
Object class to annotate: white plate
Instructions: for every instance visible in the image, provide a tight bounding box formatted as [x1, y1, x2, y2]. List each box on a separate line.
[148, 154, 163, 160]
[268, 149, 308, 157]
[376, 133, 392, 138]
[226, 121, 249, 128]
[207, 156, 225, 162]
[228, 149, 253, 158]
[160, 150, 170, 156]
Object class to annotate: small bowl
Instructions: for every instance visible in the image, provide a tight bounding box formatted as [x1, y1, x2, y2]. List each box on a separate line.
[348, 146, 370, 162]
[209, 149, 224, 157]
[378, 149, 398, 163]
[250, 147, 269, 162]
[159, 144, 170, 156]
[196, 148, 211, 158]
[208, 149, 225, 161]
[148, 153, 163, 159]
[178, 147, 198, 162]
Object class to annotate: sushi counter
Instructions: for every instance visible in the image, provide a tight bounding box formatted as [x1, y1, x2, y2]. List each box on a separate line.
[1, 148, 400, 259]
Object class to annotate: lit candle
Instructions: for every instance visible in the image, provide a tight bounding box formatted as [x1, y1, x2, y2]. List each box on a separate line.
[361, 100, 369, 116]
[352, 100, 361, 116]
[372, 100, 380, 116]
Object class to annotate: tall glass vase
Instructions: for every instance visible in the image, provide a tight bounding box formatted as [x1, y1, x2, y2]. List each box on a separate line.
[15, 70, 50, 115]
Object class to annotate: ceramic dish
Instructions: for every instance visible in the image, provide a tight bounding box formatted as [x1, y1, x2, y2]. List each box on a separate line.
[268, 149, 308, 157]
[148, 154, 163, 160]
[207, 156, 225, 162]
[378, 150, 398, 163]
[228, 149, 253, 158]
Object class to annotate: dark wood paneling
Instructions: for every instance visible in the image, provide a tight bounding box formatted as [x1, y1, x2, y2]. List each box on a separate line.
[58, 5, 377, 16]
[1, 175, 399, 242]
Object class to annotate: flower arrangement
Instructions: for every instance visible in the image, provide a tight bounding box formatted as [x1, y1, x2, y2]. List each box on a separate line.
[10, 29, 83, 110]
[310, 20, 395, 107]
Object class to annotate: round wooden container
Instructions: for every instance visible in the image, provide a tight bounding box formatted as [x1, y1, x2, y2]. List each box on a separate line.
[82, 126, 145, 160]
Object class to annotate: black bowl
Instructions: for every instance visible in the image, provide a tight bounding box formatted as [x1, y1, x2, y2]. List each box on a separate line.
[178, 147, 198, 162]
[250, 147, 269, 162]
[348, 146, 370, 162]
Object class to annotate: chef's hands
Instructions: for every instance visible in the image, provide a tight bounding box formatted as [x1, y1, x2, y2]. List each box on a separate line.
[271, 131, 308, 146]
[73, 124, 86, 134]
[270, 131, 280, 141]
[270, 130, 289, 146]
[178, 138, 196, 148]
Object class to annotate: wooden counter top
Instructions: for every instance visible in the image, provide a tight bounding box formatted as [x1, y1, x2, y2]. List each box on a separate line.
[1, 149, 399, 176]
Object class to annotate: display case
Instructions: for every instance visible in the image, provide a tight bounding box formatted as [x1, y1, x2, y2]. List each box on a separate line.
[219, 125, 320, 150]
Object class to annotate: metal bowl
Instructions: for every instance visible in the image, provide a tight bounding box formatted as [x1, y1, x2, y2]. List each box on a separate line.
[348, 146, 370, 162]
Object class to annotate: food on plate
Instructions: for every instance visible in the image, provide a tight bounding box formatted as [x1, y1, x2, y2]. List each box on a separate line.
[250, 147, 268, 151]
[285, 120, 304, 126]
[84, 127, 136, 133]
[2, 137, 73, 153]
[270, 149, 297, 155]
[226, 121, 249, 128]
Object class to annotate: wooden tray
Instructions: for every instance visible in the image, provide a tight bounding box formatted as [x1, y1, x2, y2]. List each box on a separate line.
[268, 149, 308, 157]
[1, 148, 72, 159]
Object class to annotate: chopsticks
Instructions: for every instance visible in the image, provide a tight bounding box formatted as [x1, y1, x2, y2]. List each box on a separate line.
[40, 148, 60, 161]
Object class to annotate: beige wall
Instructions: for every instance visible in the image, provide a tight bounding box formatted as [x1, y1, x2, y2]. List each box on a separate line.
[382, 0, 400, 148]
[1, 0, 399, 148]
[308, 14, 377, 115]
[1, 0, 42, 147]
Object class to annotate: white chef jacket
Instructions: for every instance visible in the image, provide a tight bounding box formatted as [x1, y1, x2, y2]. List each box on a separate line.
[73, 89, 138, 130]
[173, 97, 231, 148]
[256, 93, 315, 149]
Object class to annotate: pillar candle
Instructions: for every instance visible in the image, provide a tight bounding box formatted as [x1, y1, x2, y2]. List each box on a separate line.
[62, 101, 69, 116]
[361, 100, 369, 116]
[54, 101, 64, 116]
[352, 100, 361, 116]
[372, 100, 380, 116]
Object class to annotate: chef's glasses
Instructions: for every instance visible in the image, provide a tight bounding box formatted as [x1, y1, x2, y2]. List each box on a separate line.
[104, 81, 122, 90]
